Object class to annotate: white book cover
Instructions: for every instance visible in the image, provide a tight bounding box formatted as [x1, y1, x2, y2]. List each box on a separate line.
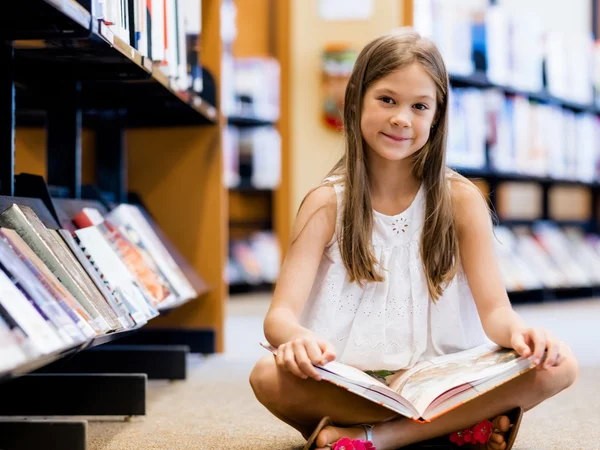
[446, 88, 468, 169]
[59, 230, 136, 330]
[165, 0, 178, 79]
[463, 89, 486, 169]
[135, 0, 148, 57]
[509, 15, 543, 92]
[512, 96, 531, 175]
[176, 0, 188, 91]
[485, 6, 510, 86]
[545, 106, 567, 179]
[107, 205, 197, 302]
[0, 316, 28, 373]
[0, 270, 65, 355]
[75, 226, 156, 323]
[251, 127, 282, 189]
[152, 0, 166, 61]
[545, 32, 569, 101]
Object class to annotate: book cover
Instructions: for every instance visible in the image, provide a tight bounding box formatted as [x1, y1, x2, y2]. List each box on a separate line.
[94, 220, 176, 307]
[0, 204, 113, 334]
[107, 204, 197, 303]
[0, 227, 98, 339]
[0, 236, 86, 346]
[58, 229, 135, 330]
[48, 229, 123, 329]
[75, 226, 158, 324]
[0, 315, 28, 373]
[0, 269, 65, 356]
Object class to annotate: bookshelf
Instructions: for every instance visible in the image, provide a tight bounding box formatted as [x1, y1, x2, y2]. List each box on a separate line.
[0, 0, 224, 448]
[224, 0, 283, 295]
[404, 0, 600, 303]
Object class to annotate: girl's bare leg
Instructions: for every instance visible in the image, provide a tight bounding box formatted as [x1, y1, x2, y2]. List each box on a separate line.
[249, 344, 578, 450]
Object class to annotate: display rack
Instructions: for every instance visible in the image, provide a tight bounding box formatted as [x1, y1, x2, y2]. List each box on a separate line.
[0, 1, 220, 449]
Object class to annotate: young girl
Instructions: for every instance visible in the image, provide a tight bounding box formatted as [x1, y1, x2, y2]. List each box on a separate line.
[250, 29, 578, 450]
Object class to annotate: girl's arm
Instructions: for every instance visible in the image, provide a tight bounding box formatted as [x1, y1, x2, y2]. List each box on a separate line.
[451, 180, 527, 348]
[453, 180, 562, 369]
[263, 185, 337, 348]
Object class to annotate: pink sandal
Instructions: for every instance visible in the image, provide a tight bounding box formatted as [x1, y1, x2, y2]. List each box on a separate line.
[303, 416, 376, 450]
[412, 407, 524, 449]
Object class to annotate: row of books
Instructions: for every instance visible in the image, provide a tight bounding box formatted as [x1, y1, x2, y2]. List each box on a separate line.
[227, 232, 280, 287]
[448, 87, 600, 182]
[414, 0, 596, 105]
[222, 56, 281, 122]
[0, 201, 199, 374]
[224, 126, 281, 190]
[495, 223, 600, 292]
[80, 0, 203, 93]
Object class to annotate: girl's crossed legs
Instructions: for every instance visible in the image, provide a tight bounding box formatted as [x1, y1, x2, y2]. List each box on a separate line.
[249, 343, 578, 450]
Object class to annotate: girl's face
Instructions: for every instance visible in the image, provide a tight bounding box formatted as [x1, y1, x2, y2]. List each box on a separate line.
[360, 62, 438, 165]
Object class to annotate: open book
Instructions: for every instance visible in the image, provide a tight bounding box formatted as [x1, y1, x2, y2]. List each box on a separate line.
[261, 342, 537, 423]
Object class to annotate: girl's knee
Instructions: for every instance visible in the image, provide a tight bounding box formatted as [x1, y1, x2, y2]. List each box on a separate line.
[249, 355, 278, 403]
[558, 343, 579, 389]
[539, 343, 579, 398]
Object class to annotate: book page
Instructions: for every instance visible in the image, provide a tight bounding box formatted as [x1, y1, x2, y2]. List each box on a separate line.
[389, 343, 531, 415]
[423, 360, 535, 421]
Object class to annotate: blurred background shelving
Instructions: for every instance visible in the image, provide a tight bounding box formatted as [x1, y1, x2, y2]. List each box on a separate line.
[410, 0, 600, 302]
[222, 0, 284, 295]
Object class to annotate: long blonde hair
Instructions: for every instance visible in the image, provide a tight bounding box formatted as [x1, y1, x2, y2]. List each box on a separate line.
[325, 29, 461, 301]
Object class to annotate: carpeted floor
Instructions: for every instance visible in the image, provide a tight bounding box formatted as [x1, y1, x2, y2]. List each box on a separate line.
[86, 296, 600, 449]
[86, 355, 600, 450]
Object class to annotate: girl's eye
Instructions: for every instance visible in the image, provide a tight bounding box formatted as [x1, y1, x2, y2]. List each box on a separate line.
[379, 96, 395, 105]
[413, 103, 428, 111]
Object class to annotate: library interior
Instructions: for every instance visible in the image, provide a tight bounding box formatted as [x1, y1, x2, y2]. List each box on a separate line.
[0, 0, 599, 449]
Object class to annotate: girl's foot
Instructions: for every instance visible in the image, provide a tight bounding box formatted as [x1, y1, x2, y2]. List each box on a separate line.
[315, 424, 371, 449]
[313, 414, 512, 450]
[469, 415, 511, 450]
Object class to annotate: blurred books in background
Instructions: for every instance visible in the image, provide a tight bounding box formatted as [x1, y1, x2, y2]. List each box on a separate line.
[227, 232, 280, 290]
[494, 223, 600, 292]
[224, 126, 281, 190]
[413, 0, 600, 182]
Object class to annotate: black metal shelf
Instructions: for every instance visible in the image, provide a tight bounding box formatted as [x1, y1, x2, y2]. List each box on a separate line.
[508, 286, 600, 304]
[0, 344, 82, 383]
[5, 0, 218, 127]
[0, 321, 147, 384]
[229, 282, 274, 295]
[1, 0, 92, 40]
[453, 167, 600, 188]
[449, 72, 600, 115]
[227, 116, 276, 127]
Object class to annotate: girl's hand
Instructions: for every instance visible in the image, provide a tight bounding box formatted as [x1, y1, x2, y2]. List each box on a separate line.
[510, 327, 562, 369]
[275, 336, 336, 381]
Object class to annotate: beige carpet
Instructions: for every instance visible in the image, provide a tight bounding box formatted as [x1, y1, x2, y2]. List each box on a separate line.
[87, 355, 600, 450]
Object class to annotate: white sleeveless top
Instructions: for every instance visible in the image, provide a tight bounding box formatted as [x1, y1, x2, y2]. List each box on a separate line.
[299, 180, 491, 371]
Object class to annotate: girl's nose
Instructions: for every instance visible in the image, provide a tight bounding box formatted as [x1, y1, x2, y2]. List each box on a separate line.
[390, 109, 411, 127]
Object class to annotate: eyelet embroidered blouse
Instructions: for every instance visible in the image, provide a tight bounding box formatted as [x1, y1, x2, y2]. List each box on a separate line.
[299, 180, 491, 371]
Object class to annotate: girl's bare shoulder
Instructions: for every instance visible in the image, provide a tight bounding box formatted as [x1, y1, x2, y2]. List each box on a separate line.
[292, 185, 338, 243]
[447, 174, 490, 229]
